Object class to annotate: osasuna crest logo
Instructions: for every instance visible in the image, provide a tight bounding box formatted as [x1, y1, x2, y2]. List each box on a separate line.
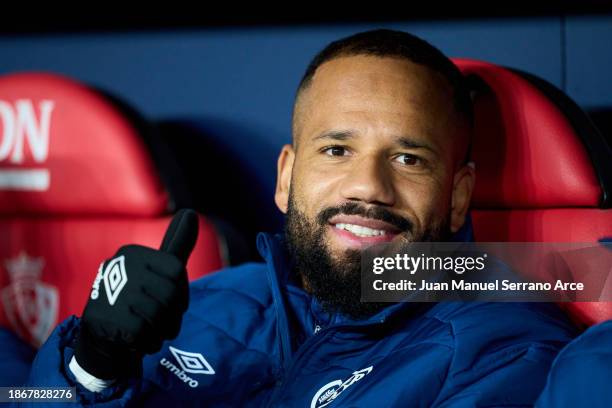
[90, 256, 128, 306]
[160, 346, 215, 388]
[0, 99, 54, 191]
[311, 366, 373, 408]
[1, 252, 58, 348]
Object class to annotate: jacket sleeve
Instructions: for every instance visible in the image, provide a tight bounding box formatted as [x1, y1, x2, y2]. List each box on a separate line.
[15, 315, 142, 408]
[431, 303, 577, 407]
[433, 342, 563, 407]
[535, 320, 612, 408]
[0, 327, 36, 387]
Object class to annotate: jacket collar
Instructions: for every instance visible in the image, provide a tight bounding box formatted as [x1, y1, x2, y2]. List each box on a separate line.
[256, 214, 475, 327]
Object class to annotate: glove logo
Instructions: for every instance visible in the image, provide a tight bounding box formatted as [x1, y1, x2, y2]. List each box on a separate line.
[102, 256, 128, 306]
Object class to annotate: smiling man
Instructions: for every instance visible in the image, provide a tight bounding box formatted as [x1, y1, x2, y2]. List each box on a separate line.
[279, 37, 474, 319]
[22, 30, 576, 407]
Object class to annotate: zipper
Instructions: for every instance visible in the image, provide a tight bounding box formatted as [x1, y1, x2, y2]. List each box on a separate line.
[265, 326, 335, 407]
[257, 233, 400, 406]
[264, 319, 385, 407]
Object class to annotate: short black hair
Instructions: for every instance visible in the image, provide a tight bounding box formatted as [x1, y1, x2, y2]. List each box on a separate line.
[295, 29, 473, 160]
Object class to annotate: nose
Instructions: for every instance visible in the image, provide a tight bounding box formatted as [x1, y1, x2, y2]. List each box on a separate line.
[339, 154, 396, 206]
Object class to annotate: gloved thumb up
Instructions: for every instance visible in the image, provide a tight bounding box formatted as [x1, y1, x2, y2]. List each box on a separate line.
[75, 209, 199, 380]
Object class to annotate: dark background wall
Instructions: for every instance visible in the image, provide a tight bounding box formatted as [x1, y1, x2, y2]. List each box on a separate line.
[1, 14, 610, 251]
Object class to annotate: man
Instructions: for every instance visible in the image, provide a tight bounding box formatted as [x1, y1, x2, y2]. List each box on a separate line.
[21, 29, 576, 407]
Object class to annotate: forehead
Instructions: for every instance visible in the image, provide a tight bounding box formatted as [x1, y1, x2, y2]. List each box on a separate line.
[295, 55, 457, 145]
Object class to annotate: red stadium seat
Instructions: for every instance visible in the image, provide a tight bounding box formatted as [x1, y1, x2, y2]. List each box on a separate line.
[454, 59, 612, 328]
[0, 73, 227, 347]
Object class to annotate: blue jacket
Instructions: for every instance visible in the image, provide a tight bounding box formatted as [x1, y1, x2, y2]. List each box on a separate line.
[536, 320, 612, 408]
[0, 327, 36, 387]
[21, 232, 577, 407]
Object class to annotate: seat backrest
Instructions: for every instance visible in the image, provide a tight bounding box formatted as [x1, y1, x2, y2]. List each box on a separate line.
[453, 59, 612, 328]
[0, 73, 225, 347]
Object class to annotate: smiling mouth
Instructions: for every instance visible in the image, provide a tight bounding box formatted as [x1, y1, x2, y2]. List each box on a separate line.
[327, 214, 405, 246]
[333, 222, 389, 237]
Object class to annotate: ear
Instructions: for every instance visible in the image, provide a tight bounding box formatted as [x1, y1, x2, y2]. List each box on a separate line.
[450, 162, 476, 233]
[274, 144, 295, 214]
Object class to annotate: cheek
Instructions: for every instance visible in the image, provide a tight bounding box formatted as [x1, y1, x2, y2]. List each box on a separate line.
[395, 176, 452, 229]
[292, 160, 344, 216]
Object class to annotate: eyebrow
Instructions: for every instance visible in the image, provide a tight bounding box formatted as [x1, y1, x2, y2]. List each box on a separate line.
[313, 130, 438, 155]
[312, 129, 356, 142]
[395, 136, 438, 155]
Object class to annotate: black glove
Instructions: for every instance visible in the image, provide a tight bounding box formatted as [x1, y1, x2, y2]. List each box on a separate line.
[74, 209, 199, 380]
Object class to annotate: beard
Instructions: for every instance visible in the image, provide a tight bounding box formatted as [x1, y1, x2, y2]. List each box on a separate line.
[284, 190, 451, 320]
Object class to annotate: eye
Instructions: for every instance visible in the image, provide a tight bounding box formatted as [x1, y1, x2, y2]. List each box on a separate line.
[322, 145, 350, 157]
[394, 153, 422, 166]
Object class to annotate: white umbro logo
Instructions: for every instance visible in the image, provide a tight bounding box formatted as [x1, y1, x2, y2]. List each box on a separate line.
[169, 346, 215, 375]
[102, 256, 128, 306]
[160, 346, 215, 388]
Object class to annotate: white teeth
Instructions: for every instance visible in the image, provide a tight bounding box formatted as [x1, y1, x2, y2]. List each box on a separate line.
[334, 223, 386, 237]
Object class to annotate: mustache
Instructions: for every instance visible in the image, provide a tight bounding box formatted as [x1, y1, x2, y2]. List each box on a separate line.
[317, 202, 413, 232]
